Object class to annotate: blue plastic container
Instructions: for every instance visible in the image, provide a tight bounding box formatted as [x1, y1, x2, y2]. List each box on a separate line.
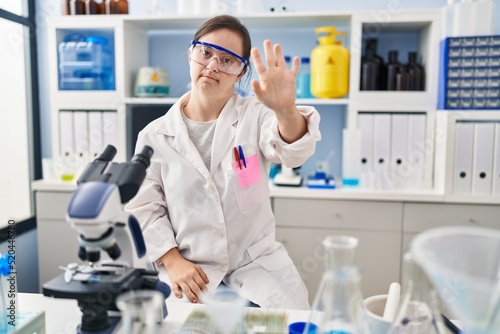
[296, 57, 313, 98]
[58, 35, 115, 90]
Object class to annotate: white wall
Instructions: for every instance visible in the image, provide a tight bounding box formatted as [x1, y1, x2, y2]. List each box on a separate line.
[35, 0, 500, 159]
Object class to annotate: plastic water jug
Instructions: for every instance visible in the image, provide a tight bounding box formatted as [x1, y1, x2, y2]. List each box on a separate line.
[58, 35, 115, 90]
[311, 26, 349, 98]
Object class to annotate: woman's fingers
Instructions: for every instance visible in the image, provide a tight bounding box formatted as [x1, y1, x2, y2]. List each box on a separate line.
[196, 265, 210, 284]
[263, 39, 276, 68]
[251, 40, 290, 74]
[273, 43, 286, 68]
[251, 47, 265, 75]
[290, 55, 300, 77]
[172, 282, 182, 299]
[178, 281, 198, 303]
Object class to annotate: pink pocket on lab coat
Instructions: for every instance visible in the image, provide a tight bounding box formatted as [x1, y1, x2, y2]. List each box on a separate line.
[230, 152, 266, 213]
[231, 153, 262, 188]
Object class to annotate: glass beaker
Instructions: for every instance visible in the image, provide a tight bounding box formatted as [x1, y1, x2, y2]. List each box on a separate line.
[204, 286, 248, 334]
[388, 252, 446, 334]
[305, 235, 368, 334]
[116, 290, 164, 334]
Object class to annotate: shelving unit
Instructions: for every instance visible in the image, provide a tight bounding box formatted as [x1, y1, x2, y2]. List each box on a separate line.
[39, 10, 500, 299]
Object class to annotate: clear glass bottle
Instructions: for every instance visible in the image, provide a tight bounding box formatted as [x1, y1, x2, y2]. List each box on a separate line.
[62, 0, 71, 15]
[388, 252, 446, 334]
[305, 235, 369, 334]
[84, 0, 97, 14]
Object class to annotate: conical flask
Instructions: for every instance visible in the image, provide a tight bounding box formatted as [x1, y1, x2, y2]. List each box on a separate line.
[388, 252, 446, 334]
[304, 235, 368, 334]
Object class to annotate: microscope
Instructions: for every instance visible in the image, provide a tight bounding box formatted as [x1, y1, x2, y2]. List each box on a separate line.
[43, 145, 171, 334]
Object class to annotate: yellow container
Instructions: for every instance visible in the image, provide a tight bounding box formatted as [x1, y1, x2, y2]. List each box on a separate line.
[311, 26, 350, 98]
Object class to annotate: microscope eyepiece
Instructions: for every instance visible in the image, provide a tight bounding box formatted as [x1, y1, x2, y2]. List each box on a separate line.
[131, 145, 154, 169]
[96, 145, 117, 162]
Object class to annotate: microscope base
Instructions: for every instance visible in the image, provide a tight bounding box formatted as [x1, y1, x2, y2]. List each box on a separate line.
[77, 316, 120, 334]
[273, 173, 303, 187]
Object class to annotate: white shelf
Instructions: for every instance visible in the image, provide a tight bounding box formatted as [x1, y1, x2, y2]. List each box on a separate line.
[123, 97, 349, 106]
[124, 11, 353, 30]
[124, 97, 179, 105]
[32, 179, 77, 192]
[269, 184, 445, 202]
[296, 98, 349, 105]
[443, 194, 500, 205]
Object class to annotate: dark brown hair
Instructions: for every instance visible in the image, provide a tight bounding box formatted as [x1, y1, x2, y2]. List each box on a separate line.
[193, 15, 252, 74]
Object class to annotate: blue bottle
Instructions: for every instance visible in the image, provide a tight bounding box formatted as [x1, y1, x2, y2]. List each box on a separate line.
[296, 57, 313, 98]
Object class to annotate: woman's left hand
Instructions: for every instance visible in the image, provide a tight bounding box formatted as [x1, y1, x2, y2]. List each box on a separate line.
[251, 39, 307, 143]
[251, 39, 299, 116]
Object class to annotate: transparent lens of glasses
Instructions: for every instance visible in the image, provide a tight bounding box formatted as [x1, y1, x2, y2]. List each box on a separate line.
[190, 44, 244, 75]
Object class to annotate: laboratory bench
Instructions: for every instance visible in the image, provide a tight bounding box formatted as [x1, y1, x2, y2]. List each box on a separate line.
[19, 292, 311, 333]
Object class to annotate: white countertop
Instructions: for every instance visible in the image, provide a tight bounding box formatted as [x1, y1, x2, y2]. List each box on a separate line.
[32, 179, 500, 205]
[19, 293, 311, 334]
[268, 183, 445, 202]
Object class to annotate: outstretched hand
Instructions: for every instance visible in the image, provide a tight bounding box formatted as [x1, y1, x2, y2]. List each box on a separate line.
[251, 39, 299, 115]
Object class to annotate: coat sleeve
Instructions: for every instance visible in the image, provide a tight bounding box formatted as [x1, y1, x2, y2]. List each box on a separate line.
[124, 134, 178, 264]
[259, 104, 321, 167]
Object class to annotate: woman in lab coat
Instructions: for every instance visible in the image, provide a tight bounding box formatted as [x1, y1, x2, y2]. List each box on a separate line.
[125, 15, 321, 310]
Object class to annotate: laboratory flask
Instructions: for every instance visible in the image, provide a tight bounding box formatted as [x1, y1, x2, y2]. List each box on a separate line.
[411, 226, 500, 334]
[304, 235, 369, 334]
[387, 252, 446, 334]
[310, 26, 350, 98]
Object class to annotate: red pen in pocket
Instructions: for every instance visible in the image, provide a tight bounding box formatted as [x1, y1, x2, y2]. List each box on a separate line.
[233, 147, 242, 170]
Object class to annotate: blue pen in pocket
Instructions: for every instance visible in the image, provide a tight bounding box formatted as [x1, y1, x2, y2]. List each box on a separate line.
[238, 145, 246, 168]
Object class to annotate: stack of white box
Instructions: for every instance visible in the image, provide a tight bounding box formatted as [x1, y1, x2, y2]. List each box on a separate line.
[59, 109, 117, 160]
[358, 112, 427, 190]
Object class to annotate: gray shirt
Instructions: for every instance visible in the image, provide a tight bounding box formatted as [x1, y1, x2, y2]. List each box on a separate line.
[182, 112, 217, 170]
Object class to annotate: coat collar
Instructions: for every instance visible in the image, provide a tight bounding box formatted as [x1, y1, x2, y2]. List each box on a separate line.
[158, 92, 242, 176]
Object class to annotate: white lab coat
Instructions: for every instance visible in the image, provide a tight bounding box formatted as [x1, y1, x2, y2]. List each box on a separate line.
[125, 92, 321, 309]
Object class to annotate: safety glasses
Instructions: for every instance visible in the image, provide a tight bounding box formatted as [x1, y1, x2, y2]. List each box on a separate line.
[189, 40, 248, 75]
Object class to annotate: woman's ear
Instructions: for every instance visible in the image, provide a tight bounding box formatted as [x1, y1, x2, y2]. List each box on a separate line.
[236, 67, 247, 80]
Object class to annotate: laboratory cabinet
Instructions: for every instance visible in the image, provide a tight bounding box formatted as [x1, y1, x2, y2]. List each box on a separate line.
[272, 195, 500, 304]
[273, 198, 402, 303]
[402, 201, 500, 250]
[35, 188, 79, 288]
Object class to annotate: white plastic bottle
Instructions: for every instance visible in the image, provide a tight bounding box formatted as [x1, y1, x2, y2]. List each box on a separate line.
[475, 0, 495, 35]
[342, 128, 361, 187]
[452, 0, 477, 36]
[442, 0, 455, 38]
